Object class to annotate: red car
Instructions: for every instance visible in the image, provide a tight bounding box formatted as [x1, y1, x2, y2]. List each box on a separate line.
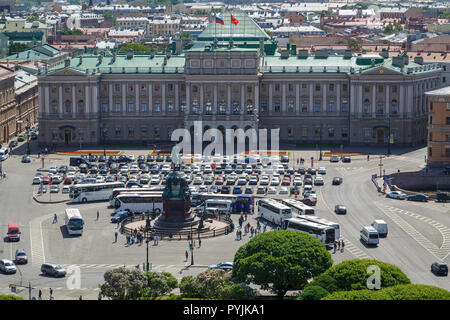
[281, 177, 291, 186]
[300, 197, 317, 206]
[41, 176, 51, 185]
[64, 177, 73, 185]
[215, 176, 224, 185]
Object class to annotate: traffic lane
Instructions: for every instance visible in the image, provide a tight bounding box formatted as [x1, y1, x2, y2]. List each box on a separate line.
[385, 199, 450, 227]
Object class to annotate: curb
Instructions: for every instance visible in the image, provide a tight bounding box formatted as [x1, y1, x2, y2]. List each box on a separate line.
[33, 195, 70, 204]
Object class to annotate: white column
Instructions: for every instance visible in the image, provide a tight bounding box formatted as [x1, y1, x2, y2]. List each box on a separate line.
[336, 83, 341, 115]
[72, 84, 76, 118]
[185, 83, 190, 114]
[254, 83, 259, 115]
[149, 82, 153, 115]
[227, 83, 231, 115]
[58, 84, 63, 117]
[161, 82, 166, 115]
[213, 84, 217, 115]
[407, 83, 413, 117]
[85, 83, 90, 115]
[322, 83, 327, 115]
[350, 83, 355, 114]
[200, 84, 204, 115]
[295, 83, 300, 115]
[372, 84, 376, 117]
[282, 82, 286, 114]
[109, 83, 113, 115]
[269, 83, 273, 115]
[399, 85, 405, 116]
[309, 83, 313, 113]
[358, 84, 363, 114]
[135, 82, 139, 115]
[93, 83, 98, 115]
[38, 84, 43, 117]
[122, 83, 126, 116]
[241, 83, 245, 115]
[45, 84, 50, 114]
[385, 84, 390, 115]
[175, 83, 179, 113]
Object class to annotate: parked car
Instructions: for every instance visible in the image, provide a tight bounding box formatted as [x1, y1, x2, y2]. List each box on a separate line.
[436, 192, 450, 203]
[32, 176, 41, 185]
[221, 186, 230, 194]
[407, 193, 428, 202]
[62, 186, 70, 194]
[314, 176, 324, 186]
[342, 156, 351, 163]
[334, 205, 347, 214]
[111, 210, 133, 223]
[267, 187, 277, 194]
[9, 140, 18, 148]
[332, 177, 343, 185]
[21, 155, 31, 163]
[330, 155, 339, 162]
[208, 262, 233, 271]
[431, 262, 448, 276]
[14, 249, 28, 264]
[50, 185, 60, 193]
[0, 259, 17, 274]
[256, 186, 267, 194]
[386, 191, 406, 200]
[318, 167, 327, 174]
[41, 263, 67, 277]
[233, 186, 242, 194]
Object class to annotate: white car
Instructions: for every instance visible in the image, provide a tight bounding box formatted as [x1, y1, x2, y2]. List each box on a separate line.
[62, 186, 70, 193]
[51, 175, 63, 184]
[193, 176, 203, 185]
[48, 166, 58, 174]
[191, 165, 200, 174]
[330, 155, 339, 163]
[260, 176, 270, 185]
[267, 187, 277, 194]
[245, 165, 253, 174]
[0, 259, 17, 274]
[318, 167, 327, 174]
[387, 191, 406, 200]
[66, 172, 76, 179]
[314, 176, 324, 186]
[203, 165, 212, 174]
[279, 187, 289, 194]
[237, 176, 247, 185]
[140, 174, 150, 184]
[293, 176, 303, 186]
[96, 176, 105, 183]
[120, 167, 129, 175]
[128, 155, 135, 161]
[270, 177, 280, 186]
[105, 175, 115, 182]
[32, 177, 41, 185]
[198, 186, 208, 193]
[150, 175, 160, 185]
[277, 165, 285, 174]
[189, 186, 198, 193]
[50, 185, 60, 193]
[129, 164, 140, 174]
[161, 164, 171, 174]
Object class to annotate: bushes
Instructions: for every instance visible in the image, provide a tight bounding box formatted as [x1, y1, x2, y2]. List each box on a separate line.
[307, 259, 410, 294]
[0, 294, 25, 300]
[298, 285, 329, 300]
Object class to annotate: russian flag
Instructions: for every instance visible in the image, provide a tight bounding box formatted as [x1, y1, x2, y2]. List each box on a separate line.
[215, 16, 224, 25]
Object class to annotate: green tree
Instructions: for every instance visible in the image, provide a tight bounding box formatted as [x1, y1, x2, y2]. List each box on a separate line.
[384, 23, 395, 34]
[232, 230, 332, 299]
[395, 24, 403, 32]
[322, 289, 390, 300]
[142, 272, 178, 299]
[0, 294, 25, 300]
[348, 39, 362, 52]
[119, 43, 151, 53]
[298, 285, 330, 300]
[8, 42, 30, 55]
[26, 15, 39, 23]
[99, 267, 147, 300]
[306, 259, 410, 294]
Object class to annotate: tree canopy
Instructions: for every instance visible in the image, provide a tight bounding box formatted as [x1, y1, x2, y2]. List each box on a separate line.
[348, 39, 362, 52]
[100, 267, 147, 300]
[119, 43, 152, 53]
[142, 272, 178, 299]
[232, 230, 332, 299]
[306, 259, 410, 294]
[297, 285, 329, 300]
[8, 43, 30, 56]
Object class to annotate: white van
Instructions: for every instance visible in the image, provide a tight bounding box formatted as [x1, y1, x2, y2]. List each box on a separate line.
[360, 226, 379, 246]
[371, 220, 388, 237]
[0, 148, 9, 161]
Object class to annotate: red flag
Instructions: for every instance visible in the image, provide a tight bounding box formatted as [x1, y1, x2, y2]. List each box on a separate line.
[231, 15, 239, 25]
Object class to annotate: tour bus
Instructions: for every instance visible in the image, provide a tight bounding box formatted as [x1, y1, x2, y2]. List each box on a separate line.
[109, 187, 163, 206]
[280, 199, 315, 216]
[200, 199, 233, 215]
[257, 198, 292, 226]
[113, 193, 163, 214]
[64, 208, 84, 236]
[190, 193, 253, 214]
[282, 217, 335, 246]
[298, 215, 340, 240]
[70, 182, 125, 203]
[232, 195, 253, 214]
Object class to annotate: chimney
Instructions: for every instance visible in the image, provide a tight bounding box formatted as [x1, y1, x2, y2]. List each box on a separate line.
[64, 59, 70, 68]
[127, 49, 133, 59]
[297, 49, 308, 59]
[380, 48, 389, 59]
[163, 57, 167, 65]
[79, 56, 83, 64]
[414, 56, 424, 65]
[112, 53, 117, 62]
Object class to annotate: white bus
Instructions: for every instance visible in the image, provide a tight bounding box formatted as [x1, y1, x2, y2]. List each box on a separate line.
[64, 208, 84, 236]
[200, 199, 233, 215]
[280, 199, 315, 215]
[282, 217, 335, 246]
[298, 216, 340, 240]
[114, 193, 163, 214]
[257, 198, 292, 225]
[70, 182, 125, 203]
[109, 188, 163, 206]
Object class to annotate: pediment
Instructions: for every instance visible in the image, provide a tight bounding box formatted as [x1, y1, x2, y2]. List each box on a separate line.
[47, 67, 87, 77]
[360, 66, 403, 76]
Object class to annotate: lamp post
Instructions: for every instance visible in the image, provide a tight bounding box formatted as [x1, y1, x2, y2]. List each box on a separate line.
[102, 126, 106, 157]
[387, 115, 391, 155]
[146, 237, 149, 272]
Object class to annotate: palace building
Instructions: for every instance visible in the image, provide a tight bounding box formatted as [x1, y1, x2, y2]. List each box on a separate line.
[37, 12, 442, 148]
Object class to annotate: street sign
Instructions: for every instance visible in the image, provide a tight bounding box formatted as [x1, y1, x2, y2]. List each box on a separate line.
[10, 285, 16, 293]
[310, 157, 314, 160]
[378, 164, 384, 167]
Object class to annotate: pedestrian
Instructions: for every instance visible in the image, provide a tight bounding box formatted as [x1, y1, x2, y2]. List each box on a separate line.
[333, 241, 337, 253]
[53, 214, 57, 224]
[37, 152, 40, 159]
[38, 289, 42, 300]
[98, 293, 102, 300]
[49, 288, 53, 300]
[96, 210, 99, 220]
[131, 235, 135, 245]
[185, 250, 189, 261]
[79, 295, 82, 300]
[238, 218, 243, 228]
[341, 240, 345, 252]
[367, 154, 370, 161]
[263, 224, 267, 233]
[236, 229, 239, 240]
[250, 226, 254, 237]
[198, 238, 201, 248]
[244, 212, 248, 221]
[126, 235, 130, 245]
[114, 231, 118, 243]
[116, 220, 120, 229]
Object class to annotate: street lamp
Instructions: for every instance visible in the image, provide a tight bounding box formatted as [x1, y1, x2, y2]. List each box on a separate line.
[387, 115, 391, 155]
[145, 237, 150, 272]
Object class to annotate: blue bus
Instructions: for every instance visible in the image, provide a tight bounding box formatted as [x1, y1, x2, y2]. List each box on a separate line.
[190, 193, 253, 214]
[232, 195, 253, 214]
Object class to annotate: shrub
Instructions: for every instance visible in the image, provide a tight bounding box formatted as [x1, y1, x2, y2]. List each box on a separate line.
[298, 285, 330, 300]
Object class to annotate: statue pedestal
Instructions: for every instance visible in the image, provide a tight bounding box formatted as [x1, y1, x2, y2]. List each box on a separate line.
[153, 199, 199, 230]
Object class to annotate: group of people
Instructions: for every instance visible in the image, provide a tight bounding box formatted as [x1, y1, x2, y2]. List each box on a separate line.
[235, 217, 267, 241]
[333, 239, 345, 253]
[126, 228, 145, 246]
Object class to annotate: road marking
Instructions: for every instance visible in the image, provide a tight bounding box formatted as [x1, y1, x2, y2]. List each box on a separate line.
[29, 213, 54, 266]
[59, 263, 186, 270]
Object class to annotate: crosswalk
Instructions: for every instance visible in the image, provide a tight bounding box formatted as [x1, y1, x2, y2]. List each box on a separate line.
[374, 202, 450, 260]
[59, 263, 187, 270]
[338, 237, 371, 259]
[29, 213, 53, 266]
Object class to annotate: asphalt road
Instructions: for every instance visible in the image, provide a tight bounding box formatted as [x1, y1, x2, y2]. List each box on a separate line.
[0, 142, 448, 299]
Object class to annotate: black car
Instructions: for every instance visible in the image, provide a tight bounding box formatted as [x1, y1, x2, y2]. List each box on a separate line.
[126, 181, 143, 188]
[156, 154, 164, 162]
[88, 155, 97, 162]
[332, 177, 343, 185]
[108, 155, 117, 163]
[137, 155, 146, 163]
[118, 155, 133, 163]
[436, 192, 450, 203]
[245, 187, 253, 194]
[147, 155, 154, 162]
[334, 205, 347, 214]
[281, 155, 289, 163]
[342, 156, 351, 163]
[89, 165, 98, 174]
[30, 133, 38, 140]
[21, 155, 31, 163]
[307, 168, 316, 175]
[98, 155, 106, 162]
[140, 164, 149, 173]
[9, 140, 18, 148]
[407, 194, 428, 202]
[298, 167, 306, 174]
[431, 262, 448, 276]
[221, 186, 230, 194]
[165, 155, 172, 162]
[99, 165, 108, 175]
[58, 165, 68, 173]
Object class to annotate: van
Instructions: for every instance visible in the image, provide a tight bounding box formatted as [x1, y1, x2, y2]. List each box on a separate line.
[40, 263, 67, 277]
[0, 148, 9, 161]
[69, 157, 91, 168]
[371, 220, 388, 237]
[7, 222, 21, 242]
[360, 226, 379, 246]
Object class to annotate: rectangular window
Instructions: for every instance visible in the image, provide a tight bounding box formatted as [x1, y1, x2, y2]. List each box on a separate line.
[115, 101, 121, 112]
[342, 128, 348, 138]
[302, 127, 308, 137]
[274, 100, 281, 112]
[447, 103, 450, 111]
[288, 128, 294, 137]
[167, 101, 174, 112]
[154, 83, 160, 91]
[115, 84, 120, 92]
[302, 83, 307, 89]
[329, 83, 334, 91]
[154, 127, 160, 138]
[288, 100, 294, 112]
[115, 127, 121, 137]
[128, 84, 134, 92]
[302, 101, 308, 112]
[275, 84, 280, 92]
[247, 86, 252, 93]
[128, 127, 134, 137]
[446, 117, 450, 125]
[314, 127, 320, 137]
[127, 101, 134, 112]
[328, 127, 335, 137]
[140, 102, 147, 112]
[343, 84, 348, 91]
[288, 84, 294, 92]
[101, 101, 108, 112]
[364, 128, 371, 138]
[342, 99, 349, 112]
[261, 101, 267, 112]
[329, 100, 335, 112]
[141, 127, 148, 137]
[392, 85, 397, 93]
[315, 84, 321, 92]
[378, 85, 383, 93]
[168, 84, 173, 91]
[154, 101, 161, 112]
[314, 100, 321, 112]
[365, 86, 370, 93]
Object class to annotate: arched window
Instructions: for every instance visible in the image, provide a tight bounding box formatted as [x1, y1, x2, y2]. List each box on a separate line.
[78, 100, 85, 114]
[376, 101, 384, 114]
[247, 99, 253, 114]
[51, 100, 58, 113]
[65, 100, 71, 113]
[391, 99, 398, 114]
[363, 99, 370, 113]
